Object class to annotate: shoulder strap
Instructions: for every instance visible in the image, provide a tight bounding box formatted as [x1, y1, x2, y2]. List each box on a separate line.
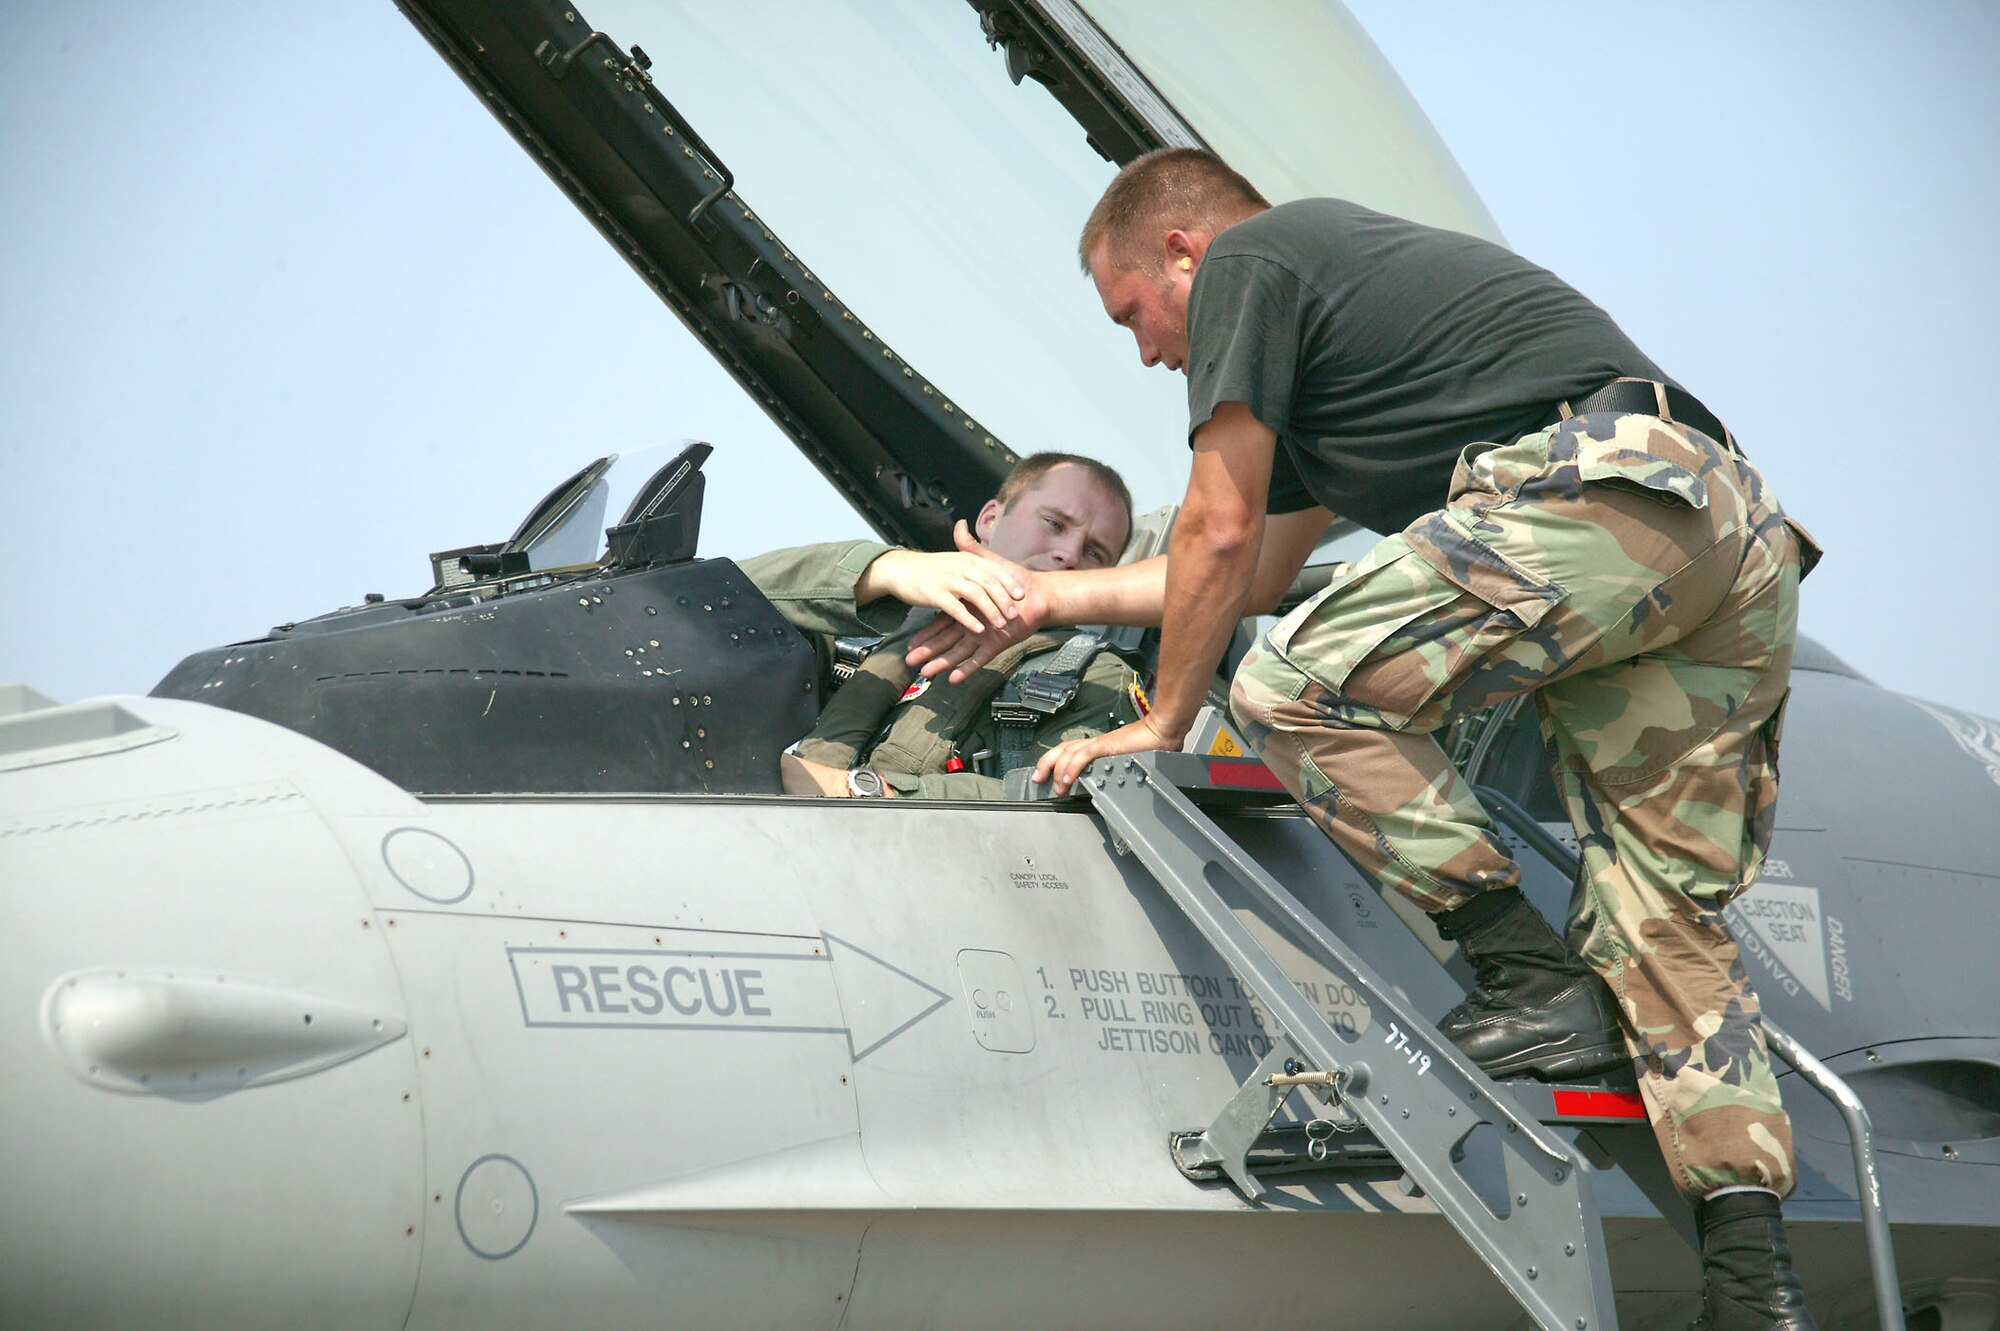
[859, 629, 1064, 778]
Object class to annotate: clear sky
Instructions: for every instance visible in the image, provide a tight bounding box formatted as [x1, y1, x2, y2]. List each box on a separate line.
[3, 2, 1996, 719]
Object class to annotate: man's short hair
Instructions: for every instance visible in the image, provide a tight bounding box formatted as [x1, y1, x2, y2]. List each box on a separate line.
[1079, 148, 1270, 276]
[998, 452, 1134, 534]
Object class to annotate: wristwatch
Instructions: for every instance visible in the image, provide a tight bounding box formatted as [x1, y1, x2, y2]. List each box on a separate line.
[846, 768, 887, 798]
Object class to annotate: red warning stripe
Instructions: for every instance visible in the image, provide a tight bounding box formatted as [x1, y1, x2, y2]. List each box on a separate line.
[1551, 1089, 1648, 1120]
[1205, 759, 1285, 790]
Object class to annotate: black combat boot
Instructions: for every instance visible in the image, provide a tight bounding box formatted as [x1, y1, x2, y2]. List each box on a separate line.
[1691, 1190, 1818, 1330]
[1433, 887, 1626, 1080]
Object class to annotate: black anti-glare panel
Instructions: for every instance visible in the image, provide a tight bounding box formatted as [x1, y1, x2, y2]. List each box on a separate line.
[154, 558, 817, 795]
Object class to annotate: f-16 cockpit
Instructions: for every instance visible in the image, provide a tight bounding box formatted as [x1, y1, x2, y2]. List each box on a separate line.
[153, 0, 1498, 799]
[154, 443, 828, 795]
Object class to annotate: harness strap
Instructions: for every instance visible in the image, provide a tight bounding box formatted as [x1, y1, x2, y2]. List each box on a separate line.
[990, 632, 1109, 774]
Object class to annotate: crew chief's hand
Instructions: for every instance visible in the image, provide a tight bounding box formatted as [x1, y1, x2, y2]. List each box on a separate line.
[904, 523, 1051, 680]
[1033, 713, 1185, 796]
[864, 540, 1028, 636]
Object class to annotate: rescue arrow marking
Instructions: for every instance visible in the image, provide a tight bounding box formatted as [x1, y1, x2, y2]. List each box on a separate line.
[822, 931, 953, 1061]
[505, 936, 952, 1061]
[508, 945, 843, 1035]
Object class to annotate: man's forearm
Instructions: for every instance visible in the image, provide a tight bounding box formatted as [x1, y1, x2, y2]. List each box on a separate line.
[1027, 505, 1330, 627]
[1031, 555, 1168, 627]
[1145, 402, 1278, 740]
[1147, 510, 1262, 741]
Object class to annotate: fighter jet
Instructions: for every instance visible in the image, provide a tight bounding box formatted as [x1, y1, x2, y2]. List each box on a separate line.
[3, 2, 1996, 1328]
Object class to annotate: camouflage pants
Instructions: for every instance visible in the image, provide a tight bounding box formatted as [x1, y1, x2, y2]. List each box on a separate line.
[1230, 409, 1809, 1199]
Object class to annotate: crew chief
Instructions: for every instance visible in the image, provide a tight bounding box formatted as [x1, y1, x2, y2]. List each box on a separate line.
[908, 150, 1820, 1331]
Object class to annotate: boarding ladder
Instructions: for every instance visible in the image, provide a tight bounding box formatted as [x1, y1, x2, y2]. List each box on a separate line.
[1042, 747, 1906, 1331]
[1055, 748, 1623, 1331]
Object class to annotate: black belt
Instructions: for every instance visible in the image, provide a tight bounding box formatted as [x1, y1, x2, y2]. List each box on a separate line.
[1548, 378, 1737, 453]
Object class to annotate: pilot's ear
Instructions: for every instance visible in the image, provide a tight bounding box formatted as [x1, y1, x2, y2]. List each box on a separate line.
[974, 498, 1003, 543]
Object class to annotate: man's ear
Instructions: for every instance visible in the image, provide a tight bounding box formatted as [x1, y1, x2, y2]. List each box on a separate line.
[1164, 228, 1208, 275]
[974, 498, 1002, 543]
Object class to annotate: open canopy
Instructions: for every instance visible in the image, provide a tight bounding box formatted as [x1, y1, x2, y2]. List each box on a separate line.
[398, 0, 1496, 547]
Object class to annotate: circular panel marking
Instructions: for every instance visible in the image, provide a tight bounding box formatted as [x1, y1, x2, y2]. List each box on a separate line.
[382, 828, 474, 904]
[454, 1154, 539, 1260]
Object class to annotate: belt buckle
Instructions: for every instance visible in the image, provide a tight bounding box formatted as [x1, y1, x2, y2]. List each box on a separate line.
[1016, 679, 1071, 712]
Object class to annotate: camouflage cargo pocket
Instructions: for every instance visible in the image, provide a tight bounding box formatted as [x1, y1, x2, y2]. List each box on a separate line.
[1270, 530, 1566, 730]
[1574, 446, 1708, 509]
[1260, 537, 1423, 697]
[1558, 418, 1711, 510]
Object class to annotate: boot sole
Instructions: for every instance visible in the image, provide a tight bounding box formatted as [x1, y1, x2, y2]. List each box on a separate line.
[1477, 1032, 1629, 1083]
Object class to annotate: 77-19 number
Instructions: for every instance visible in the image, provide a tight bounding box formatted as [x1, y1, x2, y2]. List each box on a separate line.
[1382, 1020, 1432, 1076]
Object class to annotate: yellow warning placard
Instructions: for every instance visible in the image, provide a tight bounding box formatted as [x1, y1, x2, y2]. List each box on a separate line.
[1207, 729, 1244, 758]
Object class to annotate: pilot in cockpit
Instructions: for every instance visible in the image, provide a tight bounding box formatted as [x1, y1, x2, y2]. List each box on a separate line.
[737, 453, 1146, 800]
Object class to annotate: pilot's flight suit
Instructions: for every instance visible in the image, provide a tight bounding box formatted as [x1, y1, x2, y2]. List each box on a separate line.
[741, 541, 1143, 799]
[1196, 199, 1818, 1201]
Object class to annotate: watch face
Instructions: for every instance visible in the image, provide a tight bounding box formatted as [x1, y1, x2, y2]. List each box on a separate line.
[848, 768, 885, 798]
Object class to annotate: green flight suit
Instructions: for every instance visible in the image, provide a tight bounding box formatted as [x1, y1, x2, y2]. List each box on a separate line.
[738, 541, 1144, 799]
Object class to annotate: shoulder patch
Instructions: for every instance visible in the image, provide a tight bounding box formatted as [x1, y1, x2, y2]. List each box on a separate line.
[899, 676, 932, 705]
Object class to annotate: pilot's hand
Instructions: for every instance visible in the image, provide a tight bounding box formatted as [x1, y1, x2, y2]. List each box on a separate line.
[864, 544, 1026, 635]
[1034, 715, 1181, 796]
[905, 523, 1050, 682]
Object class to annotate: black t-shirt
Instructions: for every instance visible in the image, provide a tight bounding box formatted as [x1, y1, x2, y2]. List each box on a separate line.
[1185, 198, 1670, 534]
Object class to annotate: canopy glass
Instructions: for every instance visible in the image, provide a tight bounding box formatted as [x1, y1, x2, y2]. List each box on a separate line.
[578, 0, 1493, 518]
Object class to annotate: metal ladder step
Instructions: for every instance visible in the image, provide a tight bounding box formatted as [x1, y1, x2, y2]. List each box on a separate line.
[1166, 1076, 1654, 1184]
[1077, 751, 1620, 1331]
